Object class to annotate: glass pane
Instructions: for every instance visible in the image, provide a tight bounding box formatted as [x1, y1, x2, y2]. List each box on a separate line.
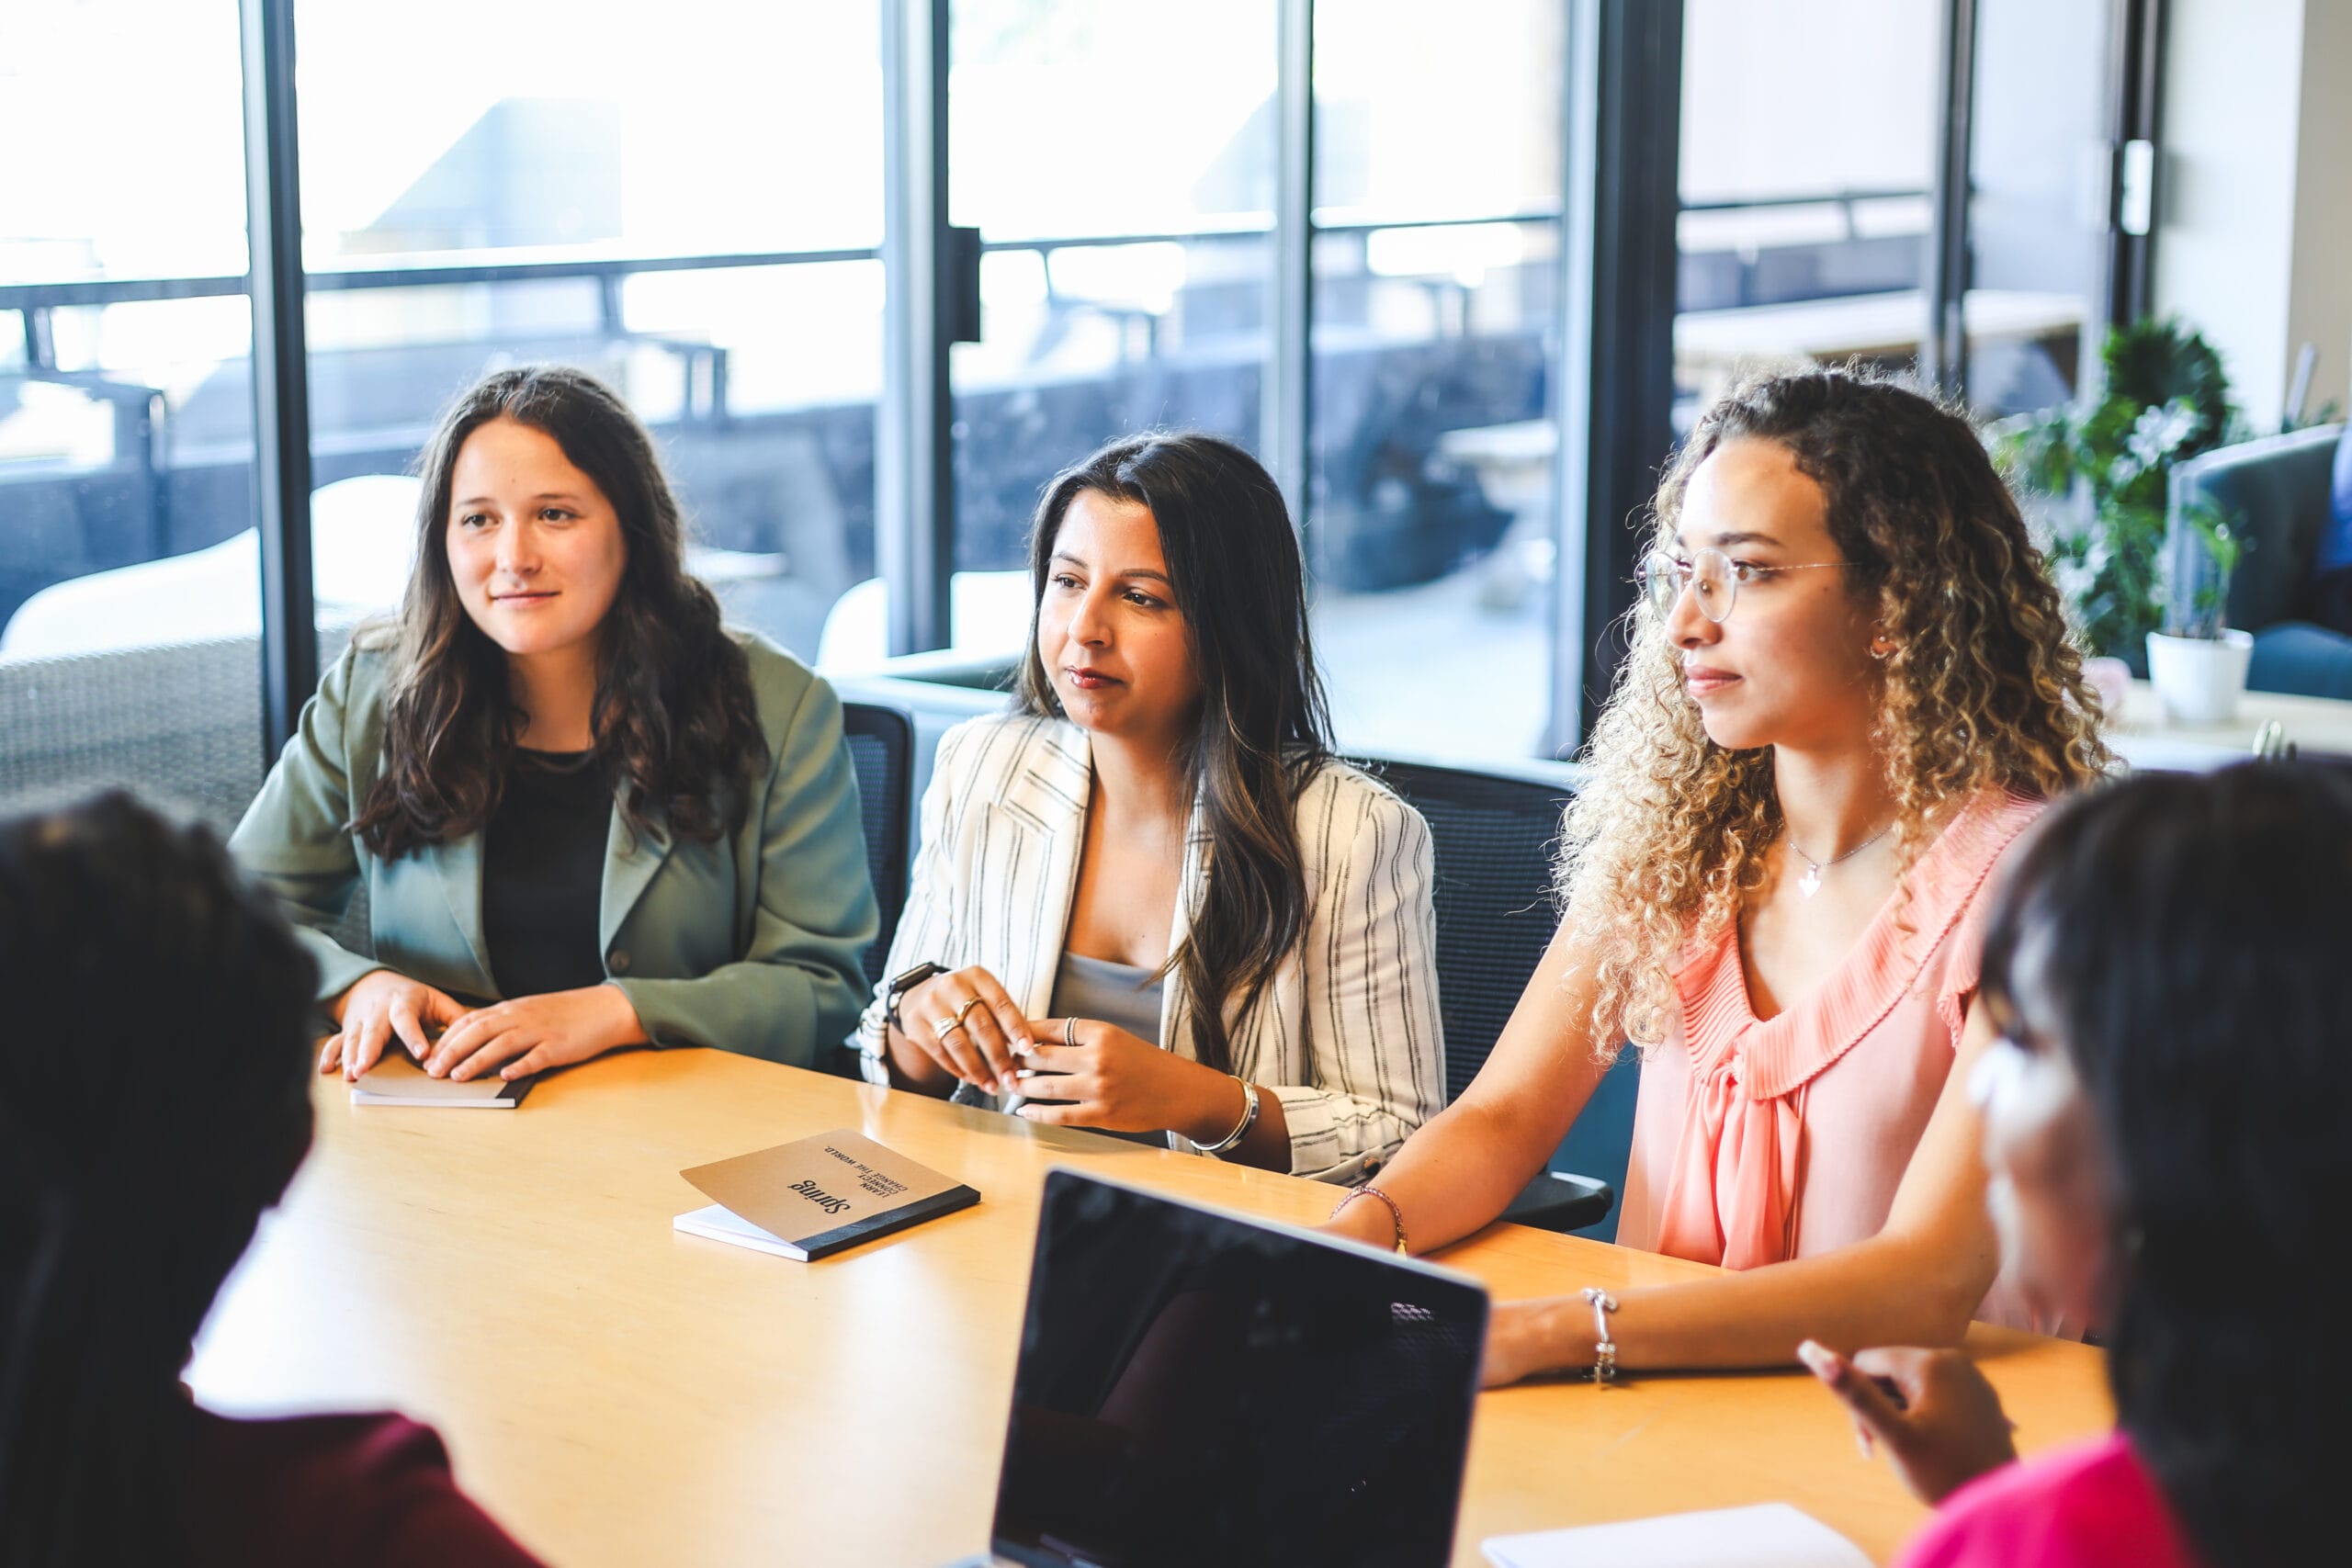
[0, 1, 263, 833]
[1962, 0, 2113, 416]
[292, 0, 885, 667]
[1677, 0, 1939, 425]
[938, 0, 1276, 671]
[1313, 0, 1564, 226]
[1308, 0, 1566, 765]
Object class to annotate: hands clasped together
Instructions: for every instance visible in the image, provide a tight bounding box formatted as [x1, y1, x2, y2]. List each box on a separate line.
[896, 964, 1226, 1135]
[321, 969, 644, 1084]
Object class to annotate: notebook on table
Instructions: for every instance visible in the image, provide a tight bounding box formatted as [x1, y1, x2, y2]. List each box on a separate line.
[943, 1168, 1489, 1568]
[673, 1128, 979, 1262]
[350, 1054, 532, 1108]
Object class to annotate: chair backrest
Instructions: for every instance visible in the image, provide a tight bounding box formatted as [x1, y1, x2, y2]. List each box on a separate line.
[2168, 423, 2344, 632]
[840, 700, 915, 991]
[1348, 755, 1572, 1103]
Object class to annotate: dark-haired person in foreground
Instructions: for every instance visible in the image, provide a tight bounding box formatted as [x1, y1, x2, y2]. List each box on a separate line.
[1804, 762, 2350, 1568]
[232, 366, 876, 1081]
[857, 433, 1443, 1181]
[0, 794, 543, 1566]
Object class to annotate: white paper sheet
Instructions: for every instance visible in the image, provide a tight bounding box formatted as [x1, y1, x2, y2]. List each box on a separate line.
[1483, 1503, 1873, 1568]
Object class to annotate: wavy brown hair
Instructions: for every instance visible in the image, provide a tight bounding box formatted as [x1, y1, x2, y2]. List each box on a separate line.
[1014, 433, 1334, 1076]
[1558, 367, 2111, 1049]
[349, 366, 765, 858]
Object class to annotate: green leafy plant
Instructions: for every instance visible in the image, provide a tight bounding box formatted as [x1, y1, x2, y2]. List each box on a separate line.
[2165, 501, 2245, 639]
[1999, 317, 2241, 661]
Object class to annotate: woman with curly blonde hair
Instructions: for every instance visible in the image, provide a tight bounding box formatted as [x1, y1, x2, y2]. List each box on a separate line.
[1327, 367, 2110, 1382]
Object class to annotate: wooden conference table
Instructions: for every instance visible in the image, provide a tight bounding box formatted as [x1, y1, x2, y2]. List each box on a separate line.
[193, 1049, 2111, 1566]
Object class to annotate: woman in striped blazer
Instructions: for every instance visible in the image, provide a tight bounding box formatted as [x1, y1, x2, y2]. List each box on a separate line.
[856, 433, 1443, 1183]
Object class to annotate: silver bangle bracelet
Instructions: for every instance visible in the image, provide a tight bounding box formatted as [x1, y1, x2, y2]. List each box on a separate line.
[1581, 1287, 1620, 1384]
[1196, 1076, 1260, 1156]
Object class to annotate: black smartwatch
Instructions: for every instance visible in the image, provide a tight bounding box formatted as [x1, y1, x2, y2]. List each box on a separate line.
[885, 961, 946, 1032]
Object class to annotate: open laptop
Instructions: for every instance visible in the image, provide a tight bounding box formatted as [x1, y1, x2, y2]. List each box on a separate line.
[946, 1168, 1490, 1568]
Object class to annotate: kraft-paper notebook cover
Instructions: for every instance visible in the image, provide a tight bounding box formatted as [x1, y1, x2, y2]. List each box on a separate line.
[1483, 1503, 1871, 1568]
[351, 1054, 532, 1109]
[673, 1128, 979, 1261]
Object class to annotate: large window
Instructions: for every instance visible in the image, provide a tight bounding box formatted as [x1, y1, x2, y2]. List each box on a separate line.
[1677, 0, 1940, 423]
[1963, 0, 2117, 415]
[1309, 0, 1566, 762]
[293, 0, 887, 669]
[0, 0, 263, 829]
[1678, 0, 2123, 422]
[4, 0, 2161, 817]
[920, 0, 1277, 673]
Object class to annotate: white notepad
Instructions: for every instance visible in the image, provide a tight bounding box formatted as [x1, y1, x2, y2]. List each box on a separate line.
[673, 1202, 810, 1258]
[1483, 1503, 1871, 1568]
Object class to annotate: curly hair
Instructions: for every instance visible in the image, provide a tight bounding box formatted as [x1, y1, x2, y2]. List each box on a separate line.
[1556, 367, 2110, 1050]
[348, 367, 766, 858]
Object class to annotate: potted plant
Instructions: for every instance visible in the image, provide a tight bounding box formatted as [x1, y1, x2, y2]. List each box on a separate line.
[1999, 317, 2241, 671]
[2146, 504, 2255, 724]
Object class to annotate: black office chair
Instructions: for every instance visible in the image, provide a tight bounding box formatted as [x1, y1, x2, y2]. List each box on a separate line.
[1351, 755, 1616, 1234]
[832, 701, 916, 1077]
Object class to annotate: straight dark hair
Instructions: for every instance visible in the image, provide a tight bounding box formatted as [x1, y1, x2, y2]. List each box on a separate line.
[349, 365, 765, 858]
[1014, 432, 1334, 1075]
[0, 793, 319, 1565]
[1978, 762, 2352, 1568]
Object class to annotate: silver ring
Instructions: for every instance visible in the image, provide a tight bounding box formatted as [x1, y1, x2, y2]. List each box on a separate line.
[1063, 1016, 1078, 1047]
[933, 1015, 969, 1041]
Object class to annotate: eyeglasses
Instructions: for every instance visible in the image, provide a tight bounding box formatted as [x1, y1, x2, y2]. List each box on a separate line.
[1636, 547, 1855, 625]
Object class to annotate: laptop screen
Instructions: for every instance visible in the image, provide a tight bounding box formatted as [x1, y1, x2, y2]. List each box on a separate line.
[988, 1169, 1490, 1568]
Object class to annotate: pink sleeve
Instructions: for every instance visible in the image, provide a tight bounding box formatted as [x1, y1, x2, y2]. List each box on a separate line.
[1931, 875, 2000, 1053]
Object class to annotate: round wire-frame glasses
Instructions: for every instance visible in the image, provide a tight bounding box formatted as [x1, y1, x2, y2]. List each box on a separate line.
[1636, 547, 1854, 624]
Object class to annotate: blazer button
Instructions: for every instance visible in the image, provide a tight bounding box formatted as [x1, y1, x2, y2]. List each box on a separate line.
[609, 948, 632, 975]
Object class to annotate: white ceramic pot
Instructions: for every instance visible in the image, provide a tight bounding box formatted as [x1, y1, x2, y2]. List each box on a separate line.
[2145, 628, 2255, 726]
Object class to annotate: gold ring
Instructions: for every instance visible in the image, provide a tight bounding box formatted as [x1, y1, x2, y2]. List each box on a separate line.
[950, 996, 985, 1026]
[933, 1015, 969, 1041]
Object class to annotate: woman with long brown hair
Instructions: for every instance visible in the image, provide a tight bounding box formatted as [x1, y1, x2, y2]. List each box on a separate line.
[232, 366, 876, 1079]
[856, 432, 1443, 1181]
[1326, 367, 2110, 1373]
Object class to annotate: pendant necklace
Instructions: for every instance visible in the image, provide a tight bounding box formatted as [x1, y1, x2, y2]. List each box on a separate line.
[1786, 822, 1893, 898]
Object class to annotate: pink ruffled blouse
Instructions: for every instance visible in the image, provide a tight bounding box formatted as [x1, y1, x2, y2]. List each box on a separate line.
[1616, 791, 2043, 1270]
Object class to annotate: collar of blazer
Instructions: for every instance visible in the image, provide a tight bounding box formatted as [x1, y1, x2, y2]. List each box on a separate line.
[424, 777, 674, 996]
[986, 717, 1210, 1040]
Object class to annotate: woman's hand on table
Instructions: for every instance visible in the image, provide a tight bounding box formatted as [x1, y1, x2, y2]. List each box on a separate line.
[900, 966, 1035, 1093]
[1016, 1019, 1244, 1139]
[322, 970, 469, 1080]
[1481, 1297, 1585, 1388]
[1799, 1340, 2018, 1505]
[421, 984, 647, 1082]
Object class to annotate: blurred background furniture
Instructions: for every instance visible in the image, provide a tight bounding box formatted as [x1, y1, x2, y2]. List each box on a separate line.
[1351, 753, 1634, 1238]
[2165, 423, 2352, 699]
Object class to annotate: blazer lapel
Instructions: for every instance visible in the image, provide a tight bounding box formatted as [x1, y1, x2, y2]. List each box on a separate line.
[428, 831, 500, 998]
[989, 722, 1091, 1020]
[599, 795, 674, 953]
[1159, 795, 1212, 1063]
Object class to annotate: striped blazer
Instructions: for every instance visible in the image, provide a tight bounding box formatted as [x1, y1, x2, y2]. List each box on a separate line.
[857, 713, 1445, 1183]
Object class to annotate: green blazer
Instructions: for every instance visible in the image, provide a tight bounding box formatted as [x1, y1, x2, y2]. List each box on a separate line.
[229, 630, 878, 1066]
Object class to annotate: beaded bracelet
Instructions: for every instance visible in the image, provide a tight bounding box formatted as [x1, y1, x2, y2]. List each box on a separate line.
[1330, 1183, 1409, 1255]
